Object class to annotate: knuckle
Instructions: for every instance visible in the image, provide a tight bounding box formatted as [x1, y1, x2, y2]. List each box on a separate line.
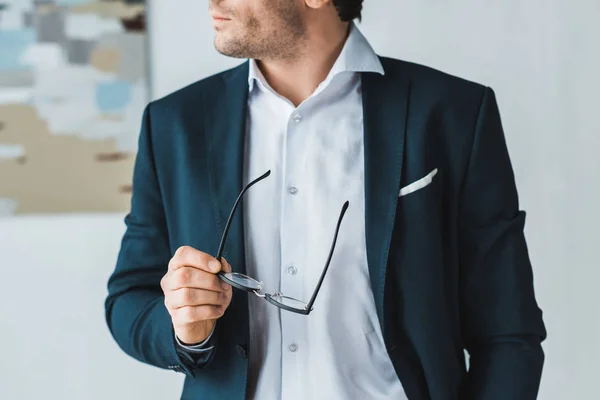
[214, 305, 225, 318]
[196, 307, 210, 321]
[167, 256, 176, 270]
[180, 306, 197, 322]
[177, 268, 192, 285]
[164, 292, 176, 309]
[204, 306, 219, 320]
[182, 288, 194, 304]
[176, 245, 191, 259]
[223, 291, 232, 306]
[173, 312, 186, 326]
[208, 275, 222, 291]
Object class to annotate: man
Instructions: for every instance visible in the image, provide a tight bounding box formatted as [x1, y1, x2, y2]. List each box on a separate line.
[105, 0, 546, 399]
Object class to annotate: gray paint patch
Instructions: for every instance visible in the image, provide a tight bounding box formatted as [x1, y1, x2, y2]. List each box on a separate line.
[35, 8, 66, 44]
[23, 11, 34, 27]
[65, 39, 94, 65]
[0, 70, 35, 87]
[100, 33, 146, 81]
[0, 198, 18, 216]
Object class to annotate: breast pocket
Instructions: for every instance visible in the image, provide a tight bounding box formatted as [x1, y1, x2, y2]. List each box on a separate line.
[399, 168, 438, 198]
[396, 167, 442, 224]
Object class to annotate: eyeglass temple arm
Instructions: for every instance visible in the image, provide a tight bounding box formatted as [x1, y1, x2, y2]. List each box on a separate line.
[215, 170, 271, 262]
[306, 201, 349, 311]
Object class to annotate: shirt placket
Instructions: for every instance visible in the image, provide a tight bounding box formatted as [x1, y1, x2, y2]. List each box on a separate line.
[279, 103, 309, 399]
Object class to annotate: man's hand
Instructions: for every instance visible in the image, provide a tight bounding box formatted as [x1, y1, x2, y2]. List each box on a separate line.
[161, 246, 232, 345]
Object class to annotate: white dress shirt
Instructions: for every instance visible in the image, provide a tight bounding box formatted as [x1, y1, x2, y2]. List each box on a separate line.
[240, 23, 408, 400]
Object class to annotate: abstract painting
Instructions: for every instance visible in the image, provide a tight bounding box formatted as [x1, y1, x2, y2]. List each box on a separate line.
[0, 0, 148, 215]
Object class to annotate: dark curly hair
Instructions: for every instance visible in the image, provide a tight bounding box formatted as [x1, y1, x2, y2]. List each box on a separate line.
[332, 0, 363, 22]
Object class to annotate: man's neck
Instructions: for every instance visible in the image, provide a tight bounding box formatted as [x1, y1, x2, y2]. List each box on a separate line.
[256, 23, 350, 107]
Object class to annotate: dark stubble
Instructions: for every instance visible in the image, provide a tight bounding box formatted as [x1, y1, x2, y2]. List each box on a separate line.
[215, 0, 306, 61]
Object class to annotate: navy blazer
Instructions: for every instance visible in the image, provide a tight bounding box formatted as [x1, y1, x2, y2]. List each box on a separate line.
[105, 57, 546, 400]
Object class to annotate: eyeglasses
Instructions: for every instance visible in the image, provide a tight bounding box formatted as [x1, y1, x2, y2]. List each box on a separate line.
[216, 170, 349, 315]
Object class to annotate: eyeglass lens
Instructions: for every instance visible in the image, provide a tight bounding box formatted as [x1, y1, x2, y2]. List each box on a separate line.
[266, 293, 308, 311]
[220, 272, 262, 292]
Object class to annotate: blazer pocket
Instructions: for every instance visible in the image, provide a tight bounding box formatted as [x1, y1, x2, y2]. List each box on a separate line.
[399, 168, 438, 197]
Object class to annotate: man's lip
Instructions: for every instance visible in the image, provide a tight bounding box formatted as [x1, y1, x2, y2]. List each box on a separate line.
[211, 15, 231, 20]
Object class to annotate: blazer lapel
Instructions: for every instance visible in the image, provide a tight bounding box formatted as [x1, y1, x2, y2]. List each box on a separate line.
[362, 60, 411, 331]
[205, 62, 250, 275]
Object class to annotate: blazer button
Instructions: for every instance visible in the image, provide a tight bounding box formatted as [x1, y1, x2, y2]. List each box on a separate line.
[236, 344, 247, 359]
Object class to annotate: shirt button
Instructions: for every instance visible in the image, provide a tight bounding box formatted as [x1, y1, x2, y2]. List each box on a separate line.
[287, 265, 297, 275]
[292, 114, 302, 123]
[288, 343, 298, 352]
[288, 186, 298, 195]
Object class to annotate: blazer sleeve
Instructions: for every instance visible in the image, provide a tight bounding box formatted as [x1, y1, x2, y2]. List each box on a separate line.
[457, 87, 547, 399]
[104, 103, 215, 377]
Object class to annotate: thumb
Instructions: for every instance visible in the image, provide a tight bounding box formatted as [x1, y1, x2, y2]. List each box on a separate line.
[221, 257, 232, 273]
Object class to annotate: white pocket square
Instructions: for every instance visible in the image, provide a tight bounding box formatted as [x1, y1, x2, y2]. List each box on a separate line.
[399, 168, 438, 197]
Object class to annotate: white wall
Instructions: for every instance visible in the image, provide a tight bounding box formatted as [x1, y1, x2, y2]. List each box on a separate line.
[1, 0, 598, 399]
[0, 215, 184, 399]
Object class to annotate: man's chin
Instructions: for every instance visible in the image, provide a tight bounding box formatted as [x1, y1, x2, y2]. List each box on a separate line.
[215, 47, 244, 59]
[214, 40, 250, 59]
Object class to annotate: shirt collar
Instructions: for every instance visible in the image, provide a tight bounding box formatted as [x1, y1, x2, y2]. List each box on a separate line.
[248, 22, 384, 92]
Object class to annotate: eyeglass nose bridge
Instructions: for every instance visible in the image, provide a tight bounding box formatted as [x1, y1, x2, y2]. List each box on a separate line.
[253, 290, 266, 298]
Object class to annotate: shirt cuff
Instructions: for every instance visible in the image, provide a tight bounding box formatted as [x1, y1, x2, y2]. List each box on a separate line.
[174, 323, 216, 353]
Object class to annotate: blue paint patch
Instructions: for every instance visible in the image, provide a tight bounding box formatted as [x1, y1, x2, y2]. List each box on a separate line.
[96, 81, 132, 112]
[0, 29, 35, 71]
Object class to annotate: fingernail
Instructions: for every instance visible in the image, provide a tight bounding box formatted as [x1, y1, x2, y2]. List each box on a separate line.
[209, 259, 221, 272]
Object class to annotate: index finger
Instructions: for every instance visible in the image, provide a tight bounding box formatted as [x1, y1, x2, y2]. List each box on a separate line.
[169, 246, 221, 273]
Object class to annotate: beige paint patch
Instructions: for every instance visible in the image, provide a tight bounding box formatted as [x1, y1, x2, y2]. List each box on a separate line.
[70, 2, 145, 19]
[0, 105, 135, 214]
[99, 33, 147, 81]
[90, 47, 120, 73]
[37, 4, 58, 14]
[99, 114, 125, 122]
